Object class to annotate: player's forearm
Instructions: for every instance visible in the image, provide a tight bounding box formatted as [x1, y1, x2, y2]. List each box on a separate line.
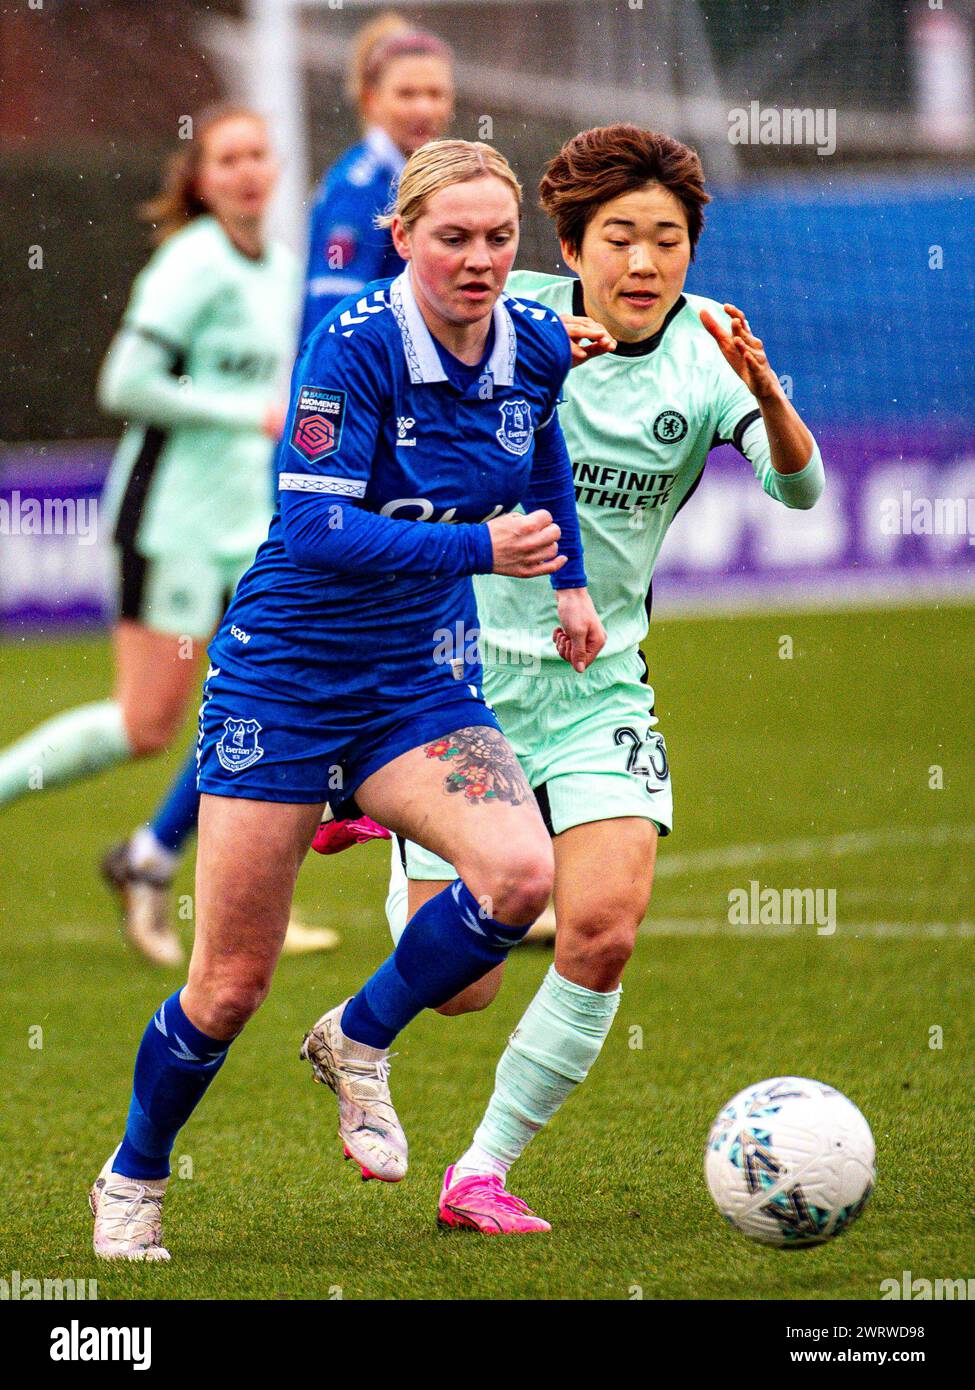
[524, 419, 587, 589]
[279, 490, 494, 577]
[752, 388, 825, 510]
[758, 386, 815, 476]
[98, 331, 266, 432]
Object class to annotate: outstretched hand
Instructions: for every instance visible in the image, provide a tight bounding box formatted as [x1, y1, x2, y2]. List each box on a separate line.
[699, 304, 780, 400]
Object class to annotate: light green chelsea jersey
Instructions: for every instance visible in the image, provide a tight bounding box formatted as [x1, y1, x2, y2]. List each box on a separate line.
[100, 216, 300, 561]
[477, 270, 822, 671]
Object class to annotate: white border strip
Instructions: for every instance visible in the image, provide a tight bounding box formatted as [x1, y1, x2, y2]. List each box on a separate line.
[655, 823, 975, 878]
[640, 919, 975, 938]
[652, 571, 975, 620]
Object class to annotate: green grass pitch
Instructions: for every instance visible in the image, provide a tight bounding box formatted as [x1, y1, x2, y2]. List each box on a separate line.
[0, 603, 972, 1300]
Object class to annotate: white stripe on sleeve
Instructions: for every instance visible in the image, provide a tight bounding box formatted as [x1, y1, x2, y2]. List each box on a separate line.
[279, 473, 366, 498]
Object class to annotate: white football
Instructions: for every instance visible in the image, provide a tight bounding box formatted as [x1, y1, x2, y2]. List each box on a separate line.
[704, 1076, 876, 1247]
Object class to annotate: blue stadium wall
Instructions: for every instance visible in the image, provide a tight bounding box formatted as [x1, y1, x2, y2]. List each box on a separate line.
[686, 175, 975, 434]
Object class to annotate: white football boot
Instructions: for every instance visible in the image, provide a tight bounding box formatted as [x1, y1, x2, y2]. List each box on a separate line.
[280, 917, 341, 956]
[90, 1148, 171, 1262]
[101, 841, 183, 968]
[300, 1001, 408, 1182]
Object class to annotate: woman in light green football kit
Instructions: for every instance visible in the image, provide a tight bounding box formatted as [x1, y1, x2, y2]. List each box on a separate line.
[383, 125, 826, 1233]
[0, 107, 298, 952]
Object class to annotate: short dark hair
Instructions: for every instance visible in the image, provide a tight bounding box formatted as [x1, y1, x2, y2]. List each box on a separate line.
[539, 124, 711, 258]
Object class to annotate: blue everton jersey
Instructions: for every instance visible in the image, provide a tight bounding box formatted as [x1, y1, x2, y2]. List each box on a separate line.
[300, 128, 406, 345]
[210, 269, 573, 704]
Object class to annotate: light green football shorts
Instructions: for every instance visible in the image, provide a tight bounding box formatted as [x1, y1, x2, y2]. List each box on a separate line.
[404, 647, 673, 881]
[116, 546, 253, 640]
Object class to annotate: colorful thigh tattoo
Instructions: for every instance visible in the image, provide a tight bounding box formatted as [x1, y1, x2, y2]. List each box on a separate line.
[424, 726, 531, 807]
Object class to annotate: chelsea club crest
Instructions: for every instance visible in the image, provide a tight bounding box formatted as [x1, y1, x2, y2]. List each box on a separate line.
[496, 398, 534, 456]
[216, 717, 265, 773]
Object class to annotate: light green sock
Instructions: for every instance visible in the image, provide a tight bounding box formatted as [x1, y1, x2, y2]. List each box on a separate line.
[0, 700, 132, 808]
[458, 964, 621, 1176]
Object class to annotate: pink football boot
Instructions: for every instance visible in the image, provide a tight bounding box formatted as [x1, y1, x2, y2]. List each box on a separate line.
[312, 815, 391, 856]
[436, 1165, 551, 1235]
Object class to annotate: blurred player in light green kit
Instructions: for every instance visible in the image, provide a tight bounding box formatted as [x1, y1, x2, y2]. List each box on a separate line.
[381, 124, 826, 1233]
[99, 112, 296, 639]
[0, 105, 337, 961]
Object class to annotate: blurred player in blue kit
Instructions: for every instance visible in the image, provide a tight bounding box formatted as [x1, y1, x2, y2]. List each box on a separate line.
[299, 10, 454, 344]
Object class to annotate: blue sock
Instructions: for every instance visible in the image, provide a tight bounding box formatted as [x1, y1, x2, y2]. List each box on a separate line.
[149, 746, 200, 855]
[342, 879, 532, 1049]
[114, 991, 233, 1180]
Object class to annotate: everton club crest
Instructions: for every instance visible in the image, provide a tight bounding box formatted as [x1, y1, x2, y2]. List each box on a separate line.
[495, 398, 534, 456]
[216, 717, 265, 773]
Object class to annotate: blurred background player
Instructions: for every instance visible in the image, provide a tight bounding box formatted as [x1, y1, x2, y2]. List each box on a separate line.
[0, 104, 335, 963]
[298, 10, 455, 346]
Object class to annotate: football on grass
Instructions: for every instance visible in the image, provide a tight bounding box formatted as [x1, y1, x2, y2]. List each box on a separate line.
[705, 1076, 876, 1247]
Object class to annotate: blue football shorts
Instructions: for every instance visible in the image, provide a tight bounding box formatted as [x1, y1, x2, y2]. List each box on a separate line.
[195, 663, 501, 811]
